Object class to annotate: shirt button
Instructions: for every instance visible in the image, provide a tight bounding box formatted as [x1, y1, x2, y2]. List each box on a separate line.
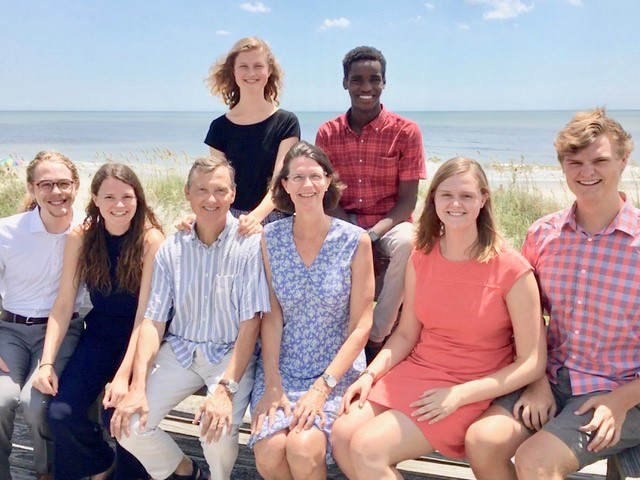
[358, 179, 362, 183]
[577, 300, 583, 305]
[360, 139, 364, 143]
[359, 159, 363, 163]
[581, 269, 586, 274]
[587, 238, 593, 242]
[358, 199, 363, 202]
[571, 354, 577, 359]
[574, 330, 580, 335]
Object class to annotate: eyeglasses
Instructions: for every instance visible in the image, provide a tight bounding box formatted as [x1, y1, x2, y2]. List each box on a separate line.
[34, 179, 75, 193]
[287, 173, 326, 185]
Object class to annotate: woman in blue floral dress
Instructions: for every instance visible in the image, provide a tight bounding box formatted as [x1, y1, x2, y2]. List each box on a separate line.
[249, 141, 374, 479]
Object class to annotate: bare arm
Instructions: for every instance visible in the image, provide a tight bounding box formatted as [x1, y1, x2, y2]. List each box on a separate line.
[340, 259, 421, 413]
[321, 233, 374, 382]
[366, 260, 422, 377]
[250, 136, 299, 223]
[103, 228, 165, 407]
[197, 308, 262, 443]
[369, 179, 419, 237]
[251, 235, 290, 433]
[33, 228, 83, 395]
[109, 318, 165, 439]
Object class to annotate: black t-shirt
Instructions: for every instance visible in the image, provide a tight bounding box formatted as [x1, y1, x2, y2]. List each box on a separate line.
[204, 109, 300, 211]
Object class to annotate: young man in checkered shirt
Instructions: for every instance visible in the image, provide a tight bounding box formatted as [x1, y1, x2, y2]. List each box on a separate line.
[465, 108, 640, 479]
[315, 46, 426, 359]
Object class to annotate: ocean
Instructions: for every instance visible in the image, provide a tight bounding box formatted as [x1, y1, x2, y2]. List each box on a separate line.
[1, 110, 639, 166]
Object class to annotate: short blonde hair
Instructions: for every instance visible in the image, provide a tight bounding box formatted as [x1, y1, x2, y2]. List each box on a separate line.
[23, 151, 79, 211]
[555, 107, 634, 163]
[205, 37, 283, 108]
[415, 157, 501, 263]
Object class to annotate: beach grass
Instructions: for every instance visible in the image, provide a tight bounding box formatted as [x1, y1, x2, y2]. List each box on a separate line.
[0, 169, 26, 218]
[145, 170, 190, 227]
[493, 184, 562, 248]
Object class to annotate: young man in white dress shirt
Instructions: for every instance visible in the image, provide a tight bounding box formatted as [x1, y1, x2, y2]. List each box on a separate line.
[0, 151, 85, 480]
[112, 156, 270, 480]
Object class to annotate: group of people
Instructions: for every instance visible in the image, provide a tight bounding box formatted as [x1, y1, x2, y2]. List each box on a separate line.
[0, 37, 638, 480]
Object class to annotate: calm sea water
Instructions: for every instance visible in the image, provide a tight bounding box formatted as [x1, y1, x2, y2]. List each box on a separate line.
[1, 110, 639, 166]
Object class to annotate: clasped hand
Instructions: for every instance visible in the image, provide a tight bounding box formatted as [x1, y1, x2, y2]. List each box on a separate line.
[410, 386, 462, 424]
[194, 386, 234, 444]
[575, 391, 628, 453]
[251, 383, 291, 435]
[289, 385, 328, 433]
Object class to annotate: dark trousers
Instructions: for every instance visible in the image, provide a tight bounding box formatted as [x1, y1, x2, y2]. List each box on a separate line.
[48, 326, 147, 480]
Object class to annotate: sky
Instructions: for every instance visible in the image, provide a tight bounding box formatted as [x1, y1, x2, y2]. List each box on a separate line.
[1, 0, 639, 112]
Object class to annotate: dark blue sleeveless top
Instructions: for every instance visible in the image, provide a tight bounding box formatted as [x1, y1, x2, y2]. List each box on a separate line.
[85, 230, 139, 336]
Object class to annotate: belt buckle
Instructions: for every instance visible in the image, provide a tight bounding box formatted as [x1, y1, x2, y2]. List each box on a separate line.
[24, 316, 34, 325]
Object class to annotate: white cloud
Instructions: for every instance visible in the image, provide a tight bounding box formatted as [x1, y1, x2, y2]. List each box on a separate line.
[567, 0, 582, 5]
[425, 2, 435, 9]
[318, 17, 351, 31]
[458, 23, 471, 30]
[239, 1, 271, 13]
[216, 30, 232, 36]
[409, 15, 424, 23]
[471, 0, 534, 20]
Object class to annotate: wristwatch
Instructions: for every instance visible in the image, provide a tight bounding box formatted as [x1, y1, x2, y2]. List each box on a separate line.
[321, 373, 337, 389]
[367, 229, 381, 244]
[218, 378, 239, 395]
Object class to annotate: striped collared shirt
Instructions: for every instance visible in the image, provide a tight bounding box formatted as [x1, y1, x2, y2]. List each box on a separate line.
[522, 194, 640, 395]
[145, 212, 270, 368]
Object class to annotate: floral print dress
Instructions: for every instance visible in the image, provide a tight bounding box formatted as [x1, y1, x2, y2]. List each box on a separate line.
[249, 216, 366, 462]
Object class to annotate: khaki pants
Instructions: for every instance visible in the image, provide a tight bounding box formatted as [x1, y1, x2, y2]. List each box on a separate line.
[118, 343, 255, 480]
[370, 221, 414, 343]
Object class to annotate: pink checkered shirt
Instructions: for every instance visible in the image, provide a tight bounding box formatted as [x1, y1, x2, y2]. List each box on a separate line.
[315, 106, 426, 229]
[522, 194, 640, 395]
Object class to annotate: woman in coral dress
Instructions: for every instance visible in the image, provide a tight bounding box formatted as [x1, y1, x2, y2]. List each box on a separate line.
[331, 156, 547, 479]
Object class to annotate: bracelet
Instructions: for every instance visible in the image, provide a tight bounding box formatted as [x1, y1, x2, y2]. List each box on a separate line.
[39, 362, 54, 369]
[359, 369, 377, 382]
[311, 385, 329, 397]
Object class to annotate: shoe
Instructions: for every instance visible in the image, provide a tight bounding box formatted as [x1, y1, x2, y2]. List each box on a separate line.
[171, 461, 207, 480]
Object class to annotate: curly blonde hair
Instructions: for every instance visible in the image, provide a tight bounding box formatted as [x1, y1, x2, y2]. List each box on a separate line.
[205, 37, 283, 108]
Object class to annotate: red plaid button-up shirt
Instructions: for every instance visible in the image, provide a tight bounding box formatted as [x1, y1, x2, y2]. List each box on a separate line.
[315, 107, 426, 229]
[522, 194, 640, 395]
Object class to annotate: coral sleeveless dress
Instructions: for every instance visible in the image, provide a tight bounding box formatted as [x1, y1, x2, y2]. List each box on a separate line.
[368, 242, 532, 458]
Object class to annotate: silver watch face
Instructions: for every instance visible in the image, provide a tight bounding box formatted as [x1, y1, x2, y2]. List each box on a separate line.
[220, 379, 239, 394]
[323, 373, 337, 388]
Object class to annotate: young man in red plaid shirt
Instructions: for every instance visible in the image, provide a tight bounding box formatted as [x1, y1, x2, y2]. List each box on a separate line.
[315, 46, 426, 359]
[465, 108, 640, 480]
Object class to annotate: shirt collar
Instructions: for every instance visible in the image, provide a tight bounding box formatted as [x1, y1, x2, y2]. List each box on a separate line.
[342, 104, 388, 134]
[27, 207, 80, 234]
[563, 192, 639, 237]
[189, 211, 236, 248]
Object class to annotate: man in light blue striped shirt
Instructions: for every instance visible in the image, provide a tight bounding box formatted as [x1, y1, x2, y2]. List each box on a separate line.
[112, 157, 269, 480]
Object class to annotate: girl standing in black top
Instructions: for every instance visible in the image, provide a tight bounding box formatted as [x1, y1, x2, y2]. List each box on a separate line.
[205, 37, 300, 234]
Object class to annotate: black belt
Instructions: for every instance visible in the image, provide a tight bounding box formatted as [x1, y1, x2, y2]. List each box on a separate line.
[0, 309, 79, 325]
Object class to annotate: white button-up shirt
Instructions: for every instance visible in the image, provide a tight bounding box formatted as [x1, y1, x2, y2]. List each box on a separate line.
[0, 208, 85, 317]
[145, 213, 270, 368]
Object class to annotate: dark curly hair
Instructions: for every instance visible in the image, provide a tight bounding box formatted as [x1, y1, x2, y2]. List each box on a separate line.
[271, 141, 344, 214]
[77, 163, 163, 294]
[342, 46, 386, 80]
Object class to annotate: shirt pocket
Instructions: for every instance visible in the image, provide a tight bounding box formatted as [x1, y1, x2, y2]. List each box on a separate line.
[214, 274, 238, 321]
